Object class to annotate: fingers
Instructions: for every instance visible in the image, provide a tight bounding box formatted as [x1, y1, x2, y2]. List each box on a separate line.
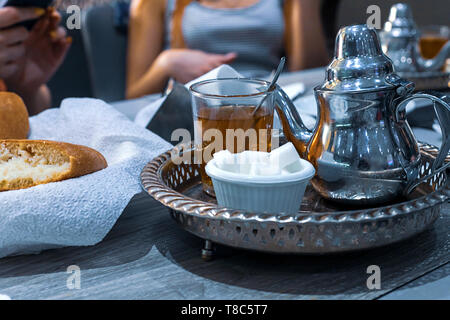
[0, 62, 19, 79]
[52, 36, 72, 65]
[47, 7, 61, 31]
[170, 49, 237, 83]
[219, 52, 238, 63]
[30, 11, 50, 39]
[0, 43, 25, 63]
[49, 27, 67, 43]
[0, 16, 28, 80]
[29, 8, 67, 43]
[41, 7, 62, 38]
[0, 26, 28, 46]
[207, 52, 237, 69]
[0, 6, 45, 29]
[209, 52, 237, 62]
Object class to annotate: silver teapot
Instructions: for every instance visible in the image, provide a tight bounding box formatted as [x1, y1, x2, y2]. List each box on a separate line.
[275, 24, 450, 205]
[379, 3, 450, 73]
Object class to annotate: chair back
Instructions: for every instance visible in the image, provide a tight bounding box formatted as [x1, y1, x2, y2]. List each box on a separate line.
[81, 2, 129, 102]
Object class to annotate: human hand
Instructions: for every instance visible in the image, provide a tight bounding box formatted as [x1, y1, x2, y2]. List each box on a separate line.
[0, 6, 45, 80]
[158, 49, 237, 83]
[7, 7, 71, 95]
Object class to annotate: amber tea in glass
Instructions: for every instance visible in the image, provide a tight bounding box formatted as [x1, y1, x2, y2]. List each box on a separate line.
[419, 26, 449, 68]
[190, 79, 275, 196]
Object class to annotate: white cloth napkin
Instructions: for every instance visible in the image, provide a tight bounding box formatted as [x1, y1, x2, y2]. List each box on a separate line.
[0, 98, 172, 258]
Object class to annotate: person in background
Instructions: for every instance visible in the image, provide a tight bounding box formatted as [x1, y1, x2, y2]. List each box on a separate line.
[126, 0, 328, 99]
[0, 6, 71, 115]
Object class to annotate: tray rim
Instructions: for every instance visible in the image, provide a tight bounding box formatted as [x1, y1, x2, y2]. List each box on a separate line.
[141, 142, 449, 225]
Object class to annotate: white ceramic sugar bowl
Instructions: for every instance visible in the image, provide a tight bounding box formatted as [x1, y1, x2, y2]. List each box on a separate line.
[205, 149, 315, 214]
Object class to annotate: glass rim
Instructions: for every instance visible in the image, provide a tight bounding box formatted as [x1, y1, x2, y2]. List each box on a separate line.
[189, 78, 272, 99]
[420, 25, 450, 38]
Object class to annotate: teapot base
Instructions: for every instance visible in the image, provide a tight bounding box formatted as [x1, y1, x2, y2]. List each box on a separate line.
[311, 176, 405, 206]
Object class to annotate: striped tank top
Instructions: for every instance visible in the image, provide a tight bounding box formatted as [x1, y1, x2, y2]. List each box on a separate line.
[165, 0, 285, 77]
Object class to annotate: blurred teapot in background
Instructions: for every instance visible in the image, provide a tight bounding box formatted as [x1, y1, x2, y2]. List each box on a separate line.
[379, 3, 450, 73]
[274, 24, 450, 205]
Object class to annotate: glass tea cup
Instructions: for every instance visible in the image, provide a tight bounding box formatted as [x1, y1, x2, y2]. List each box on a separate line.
[189, 78, 276, 196]
[419, 25, 450, 62]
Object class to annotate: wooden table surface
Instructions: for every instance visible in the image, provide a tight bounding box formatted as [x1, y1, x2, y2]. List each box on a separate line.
[0, 69, 448, 300]
[0, 192, 448, 300]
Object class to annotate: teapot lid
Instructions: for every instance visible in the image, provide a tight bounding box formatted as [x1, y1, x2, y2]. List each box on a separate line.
[319, 24, 398, 92]
[383, 3, 418, 38]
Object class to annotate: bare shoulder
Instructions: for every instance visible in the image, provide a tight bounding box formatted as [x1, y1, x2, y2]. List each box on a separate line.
[130, 0, 165, 15]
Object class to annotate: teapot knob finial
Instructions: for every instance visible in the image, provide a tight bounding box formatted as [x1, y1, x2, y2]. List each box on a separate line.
[335, 24, 383, 59]
[323, 24, 395, 91]
[388, 3, 414, 22]
[384, 3, 417, 35]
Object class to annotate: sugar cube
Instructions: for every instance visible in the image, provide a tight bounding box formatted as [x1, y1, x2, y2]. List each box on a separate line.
[213, 150, 239, 172]
[258, 165, 281, 176]
[284, 160, 303, 173]
[269, 142, 301, 169]
[237, 150, 270, 165]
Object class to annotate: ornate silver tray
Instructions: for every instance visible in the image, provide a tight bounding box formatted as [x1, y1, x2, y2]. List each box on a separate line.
[141, 142, 449, 257]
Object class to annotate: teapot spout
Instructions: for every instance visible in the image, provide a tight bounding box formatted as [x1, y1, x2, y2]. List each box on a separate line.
[274, 86, 313, 157]
[415, 40, 450, 71]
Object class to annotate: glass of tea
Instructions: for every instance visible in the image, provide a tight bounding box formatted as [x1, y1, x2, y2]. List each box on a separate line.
[419, 25, 449, 63]
[189, 78, 275, 196]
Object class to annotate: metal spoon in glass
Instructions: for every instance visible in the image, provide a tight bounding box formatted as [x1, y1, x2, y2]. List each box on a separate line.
[251, 56, 286, 116]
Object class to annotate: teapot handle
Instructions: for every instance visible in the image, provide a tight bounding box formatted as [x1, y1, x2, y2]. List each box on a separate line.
[394, 91, 450, 194]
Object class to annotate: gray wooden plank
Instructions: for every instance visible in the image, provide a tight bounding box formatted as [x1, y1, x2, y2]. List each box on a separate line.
[379, 263, 450, 300]
[0, 192, 448, 300]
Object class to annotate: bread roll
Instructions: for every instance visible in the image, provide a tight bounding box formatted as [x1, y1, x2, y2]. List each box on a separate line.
[0, 140, 108, 191]
[0, 92, 30, 139]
